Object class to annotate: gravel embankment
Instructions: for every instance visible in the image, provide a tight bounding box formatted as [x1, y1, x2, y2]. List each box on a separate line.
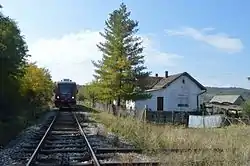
[0, 110, 157, 165]
[0, 110, 57, 166]
[76, 112, 157, 163]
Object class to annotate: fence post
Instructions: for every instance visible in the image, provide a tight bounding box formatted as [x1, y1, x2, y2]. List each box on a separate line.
[202, 109, 205, 128]
[185, 112, 188, 128]
[143, 105, 148, 123]
[172, 110, 174, 125]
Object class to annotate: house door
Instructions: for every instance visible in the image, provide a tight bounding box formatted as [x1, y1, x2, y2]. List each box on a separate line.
[157, 97, 164, 111]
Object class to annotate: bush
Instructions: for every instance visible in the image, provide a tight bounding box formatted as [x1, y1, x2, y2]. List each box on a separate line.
[243, 100, 250, 117]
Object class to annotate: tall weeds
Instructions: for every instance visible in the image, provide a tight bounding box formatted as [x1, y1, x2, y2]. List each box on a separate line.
[92, 111, 250, 165]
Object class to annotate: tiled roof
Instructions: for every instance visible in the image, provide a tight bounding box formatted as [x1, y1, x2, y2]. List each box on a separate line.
[152, 73, 182, 90]
[139, 72, 206, 91]
[137, 76, 163, 90]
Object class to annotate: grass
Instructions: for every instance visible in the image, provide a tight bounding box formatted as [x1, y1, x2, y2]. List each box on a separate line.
[91, 109, 250, 165]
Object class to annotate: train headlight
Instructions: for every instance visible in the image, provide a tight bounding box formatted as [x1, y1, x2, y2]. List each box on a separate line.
[72, 96, 75, 99]
[56, 96, 59, 99]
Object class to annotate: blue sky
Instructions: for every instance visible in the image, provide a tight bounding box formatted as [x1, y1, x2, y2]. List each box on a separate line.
[1, 0, 250, 88]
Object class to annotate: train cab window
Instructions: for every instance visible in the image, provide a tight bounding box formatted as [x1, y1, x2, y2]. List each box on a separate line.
[58, 84, 75, 94]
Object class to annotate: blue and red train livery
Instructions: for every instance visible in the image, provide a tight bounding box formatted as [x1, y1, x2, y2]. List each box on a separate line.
[54, 79, 78, 110]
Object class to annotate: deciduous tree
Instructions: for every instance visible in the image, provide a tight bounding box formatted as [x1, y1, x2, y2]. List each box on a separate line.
[20, 63, 54, 104]
[78, 81, 103, 106]
[20, 63, 54, 116]
[0, 11, 29, 119]
[0, 8, 55, 145]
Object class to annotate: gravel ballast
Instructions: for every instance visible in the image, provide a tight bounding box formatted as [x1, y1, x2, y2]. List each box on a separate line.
[0, 110, 157, 165]
[76, 112, 157, 163]
[0, 110, 57, 166]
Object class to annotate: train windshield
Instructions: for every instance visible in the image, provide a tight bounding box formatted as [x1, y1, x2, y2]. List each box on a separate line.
[58, 83, 75, 94]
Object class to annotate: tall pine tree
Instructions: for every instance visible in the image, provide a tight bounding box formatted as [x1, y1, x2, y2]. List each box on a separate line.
[92, 3, 151, 106]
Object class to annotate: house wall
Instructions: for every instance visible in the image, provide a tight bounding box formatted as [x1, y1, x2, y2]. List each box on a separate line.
[126, 75, 204, 112]
[234, 97, 245, 105]
[126, 100, 136, 109]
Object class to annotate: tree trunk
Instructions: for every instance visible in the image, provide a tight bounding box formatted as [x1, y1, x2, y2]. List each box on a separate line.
[117, 69, 122, 107]
[91, 98, 95, 108]
[117, 97, 121, 106]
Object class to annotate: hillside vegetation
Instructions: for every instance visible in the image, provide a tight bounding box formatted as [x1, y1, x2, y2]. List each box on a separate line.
[201, 87, 250, 103]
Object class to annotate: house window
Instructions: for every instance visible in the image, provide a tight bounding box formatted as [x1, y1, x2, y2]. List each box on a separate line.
[182, 79, 185, 84]
[178, 104, 189, 107]
[178, 96, 189, 107]
[157, 97, 164, 111]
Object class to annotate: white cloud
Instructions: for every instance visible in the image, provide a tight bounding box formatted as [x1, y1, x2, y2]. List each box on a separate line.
[165, 27, 244, 54]
[28, 30, 182, 84]
[142, 36, 183, 68]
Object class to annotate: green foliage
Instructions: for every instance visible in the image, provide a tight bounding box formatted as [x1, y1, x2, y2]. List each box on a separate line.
[242, 100, 250, 116]
[77, 86, 85, 101]
[78, 81, 101, 106]
[20, 63, 54, 108]
[0, 10, 54, 145]
[0, 11, 30, 119]
[91, 3, 151, 105]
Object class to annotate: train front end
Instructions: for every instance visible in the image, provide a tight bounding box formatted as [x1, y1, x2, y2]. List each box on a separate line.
[54, 79, 78, 110]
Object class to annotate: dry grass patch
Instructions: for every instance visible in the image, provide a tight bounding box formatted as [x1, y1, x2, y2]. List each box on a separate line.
[92, 111, 250, 165]
[156, 149, 250, 166]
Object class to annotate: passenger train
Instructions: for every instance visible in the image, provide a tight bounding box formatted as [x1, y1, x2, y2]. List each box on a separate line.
[54, 79, 78, 110]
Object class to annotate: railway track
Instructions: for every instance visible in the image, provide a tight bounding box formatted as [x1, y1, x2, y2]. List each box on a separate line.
[19, 110, 159, 166]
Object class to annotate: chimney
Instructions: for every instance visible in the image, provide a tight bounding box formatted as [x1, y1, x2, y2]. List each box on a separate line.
[155, 73, 158, 77]
[165, 71, 168, 78]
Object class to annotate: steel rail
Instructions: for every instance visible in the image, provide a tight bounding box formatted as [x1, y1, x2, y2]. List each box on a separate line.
[73, 113, 101, 166]
[26, 112, 58, 166]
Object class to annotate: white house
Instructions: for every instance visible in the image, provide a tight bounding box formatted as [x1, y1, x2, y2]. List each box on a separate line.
[126, 71, 207, 112]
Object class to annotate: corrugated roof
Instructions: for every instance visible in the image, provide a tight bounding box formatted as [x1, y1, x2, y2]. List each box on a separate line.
[209, 95, 241, 104]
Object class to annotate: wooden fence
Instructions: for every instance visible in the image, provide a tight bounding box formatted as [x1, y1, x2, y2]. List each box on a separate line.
[84, 102, 250, 127]
[91, 103, 203, 125]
